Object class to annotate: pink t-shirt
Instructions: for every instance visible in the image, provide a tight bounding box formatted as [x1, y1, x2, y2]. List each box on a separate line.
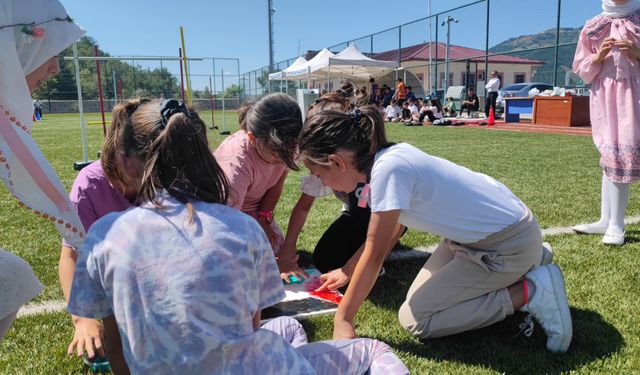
[213, 131, 287, 213]
[62, 161, 134, 248]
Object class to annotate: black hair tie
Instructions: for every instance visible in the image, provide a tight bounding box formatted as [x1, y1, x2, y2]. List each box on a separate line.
[160, 99, 190, 128]
[349, 109, 362, 126]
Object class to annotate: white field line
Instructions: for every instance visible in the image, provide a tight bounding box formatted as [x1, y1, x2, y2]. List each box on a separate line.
[17, 300, 66, 317]
[18, 216, 640, 317]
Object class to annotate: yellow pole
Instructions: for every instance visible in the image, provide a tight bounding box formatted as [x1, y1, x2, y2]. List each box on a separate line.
[179, 26, 193, 105]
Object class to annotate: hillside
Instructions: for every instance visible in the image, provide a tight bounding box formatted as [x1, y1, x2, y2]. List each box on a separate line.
[490, 27, 582, 84]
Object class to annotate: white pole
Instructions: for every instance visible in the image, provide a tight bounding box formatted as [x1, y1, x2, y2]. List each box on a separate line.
[112, 70, 117, 102]
[428, 0, 433, 94]
[221, 69, 227, 134]
[73, 43, 88, 163]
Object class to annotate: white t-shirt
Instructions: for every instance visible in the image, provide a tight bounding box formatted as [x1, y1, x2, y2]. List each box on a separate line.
[369, 143, 526, 244]
[409, 104, 419, 116]
[68, 191, 315, 374]
[384, 105, 400, 119]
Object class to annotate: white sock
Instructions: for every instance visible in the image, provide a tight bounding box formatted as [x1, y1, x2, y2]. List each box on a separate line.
[595, 173, 611, 227]
[607, 177, 630, 236]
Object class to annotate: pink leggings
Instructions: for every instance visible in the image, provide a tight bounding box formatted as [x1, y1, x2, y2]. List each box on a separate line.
[262, 317, 409, 374]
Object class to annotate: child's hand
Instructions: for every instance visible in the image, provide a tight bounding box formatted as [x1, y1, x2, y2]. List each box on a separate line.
[67, 317, 105, 359]
[593, 37, 616, 63]
[257, 218, 279, 249]
[615, 39, 640, 60]
[316, 268, 350, 291]
[333, 318, 357, 340]
[277, 254, 309, 283]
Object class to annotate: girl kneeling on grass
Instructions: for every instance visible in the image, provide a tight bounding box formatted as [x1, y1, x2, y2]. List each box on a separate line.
[68, 99, 409, 374]
[298, 107, 573, 353]
[213, 92, 300, 254]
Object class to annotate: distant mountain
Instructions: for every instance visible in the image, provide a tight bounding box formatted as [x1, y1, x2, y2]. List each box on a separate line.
[490, 28, 582, 84]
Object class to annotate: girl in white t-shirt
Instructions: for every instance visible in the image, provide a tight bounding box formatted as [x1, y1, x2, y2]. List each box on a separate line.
[384, 100, 401, 122]
[298, 107, 573, 353]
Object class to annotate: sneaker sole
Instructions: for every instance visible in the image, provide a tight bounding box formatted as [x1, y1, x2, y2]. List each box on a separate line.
[540, 242, 554, 267]
[547, 264, 573, 353]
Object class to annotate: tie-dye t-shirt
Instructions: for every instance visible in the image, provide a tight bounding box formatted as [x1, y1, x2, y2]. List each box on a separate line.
[68, 191, 315, 374]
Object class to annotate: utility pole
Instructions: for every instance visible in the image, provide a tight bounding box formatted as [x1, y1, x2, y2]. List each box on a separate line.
[442, 16, 459, 97]
[268, 0, 275, 72]
[427, 0, 433, 95]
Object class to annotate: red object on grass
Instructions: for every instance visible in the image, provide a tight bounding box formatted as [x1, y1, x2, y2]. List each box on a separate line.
[488, 107, 496, 126]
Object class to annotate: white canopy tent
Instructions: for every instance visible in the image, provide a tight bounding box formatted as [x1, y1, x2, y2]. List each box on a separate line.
[268, 56, 308, 80]
[282, 48, 336, 81]
[319, 44, 398, 80]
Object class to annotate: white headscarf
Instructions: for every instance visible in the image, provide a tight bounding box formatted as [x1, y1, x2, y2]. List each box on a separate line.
[0, 0, 86, 248]
[602, 0, 640, 18]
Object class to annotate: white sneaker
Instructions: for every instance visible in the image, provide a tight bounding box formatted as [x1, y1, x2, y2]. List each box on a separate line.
[572, 222, 607, 235]
[538, 242, 554, 267]
[520, 264, 573, 353]
[602, 231, 625, 246]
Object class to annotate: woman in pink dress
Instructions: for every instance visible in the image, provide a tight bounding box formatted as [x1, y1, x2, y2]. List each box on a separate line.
[572, 0, 640, 245]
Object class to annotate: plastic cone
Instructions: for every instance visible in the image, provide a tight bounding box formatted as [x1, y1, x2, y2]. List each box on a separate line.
[487, 107, 495, 126]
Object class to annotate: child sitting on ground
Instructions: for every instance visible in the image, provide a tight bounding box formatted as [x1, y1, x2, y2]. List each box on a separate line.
[443, 96, 458, 117]
[384, 99, 401, 122]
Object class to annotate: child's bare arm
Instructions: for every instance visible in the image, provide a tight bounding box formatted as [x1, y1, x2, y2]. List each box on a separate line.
[103, 316, 130, 375]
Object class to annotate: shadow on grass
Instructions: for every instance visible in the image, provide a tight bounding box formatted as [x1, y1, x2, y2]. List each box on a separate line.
[377, 308, 624, 375]
[366, 260, 624, 374]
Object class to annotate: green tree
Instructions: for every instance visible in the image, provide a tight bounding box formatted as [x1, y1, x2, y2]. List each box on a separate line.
[223, 84, 242, 98]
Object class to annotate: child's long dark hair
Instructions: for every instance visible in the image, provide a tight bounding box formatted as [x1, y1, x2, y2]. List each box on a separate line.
[121, 100, 229, 216]
[239, 92, 302, 170]
[299, 105, 393, 175]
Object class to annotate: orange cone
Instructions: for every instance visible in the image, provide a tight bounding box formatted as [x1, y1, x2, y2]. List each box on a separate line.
[487, 107, 495, 126]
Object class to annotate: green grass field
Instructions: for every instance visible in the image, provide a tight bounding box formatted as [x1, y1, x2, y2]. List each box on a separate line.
[1, 112, 639, 374]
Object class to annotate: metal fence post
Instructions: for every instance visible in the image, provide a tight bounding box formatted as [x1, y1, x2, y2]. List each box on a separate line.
[553, 0, 562, 86]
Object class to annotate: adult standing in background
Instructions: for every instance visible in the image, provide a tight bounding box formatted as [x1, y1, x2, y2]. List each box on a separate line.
[393, 78, 406, 105]
[571, 0, 640, 246]
[0, 0, 85, 343]
[33, 98, 42, 119]
[369, 77, 379, 104]
[484, 70, 500, 117]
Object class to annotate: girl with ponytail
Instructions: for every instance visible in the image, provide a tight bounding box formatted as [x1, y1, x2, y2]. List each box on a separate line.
[298, 106, 573, 353]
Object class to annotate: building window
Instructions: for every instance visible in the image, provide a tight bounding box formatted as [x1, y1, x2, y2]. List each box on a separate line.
[462, 72, 476, 87]
[440, 72, 454, 87]
[514, 73, 526, 84]
[477, 70, 485, 81]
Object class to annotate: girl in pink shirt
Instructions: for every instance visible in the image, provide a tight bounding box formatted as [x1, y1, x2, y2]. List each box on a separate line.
[214, 93, 302, 253]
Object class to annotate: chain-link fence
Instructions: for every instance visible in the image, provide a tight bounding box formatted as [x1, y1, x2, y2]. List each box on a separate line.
[33, 41, 241, 113]
[241, 0, 600, 100]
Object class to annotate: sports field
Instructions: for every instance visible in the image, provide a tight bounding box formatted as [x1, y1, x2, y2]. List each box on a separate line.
[0, 112, 639, 374]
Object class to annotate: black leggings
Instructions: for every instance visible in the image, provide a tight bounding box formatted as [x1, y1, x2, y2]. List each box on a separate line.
[485, 92, 498, 116]
[313, 211, 370, 273]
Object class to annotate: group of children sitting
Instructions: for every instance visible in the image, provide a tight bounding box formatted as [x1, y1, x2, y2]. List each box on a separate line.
[56, 84, 573, 374]
[383, 97, 444, 125]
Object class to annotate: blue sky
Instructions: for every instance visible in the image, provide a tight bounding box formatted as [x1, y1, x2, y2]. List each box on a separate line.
[61, 0, 601, 88]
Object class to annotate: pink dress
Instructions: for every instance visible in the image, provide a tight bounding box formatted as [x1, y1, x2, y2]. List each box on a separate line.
[573, 10, 640, 183]
[213, 131, 287, 251]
